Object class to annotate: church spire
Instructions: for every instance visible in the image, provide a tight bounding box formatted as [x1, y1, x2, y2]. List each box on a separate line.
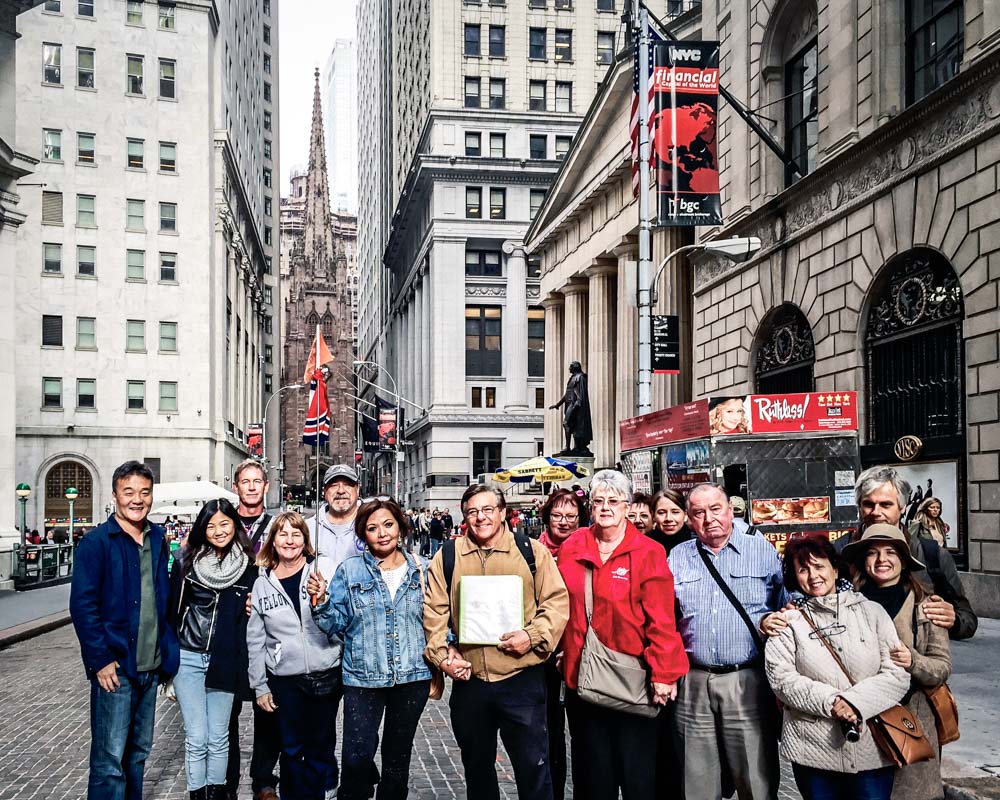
[303, 67, 334, 273]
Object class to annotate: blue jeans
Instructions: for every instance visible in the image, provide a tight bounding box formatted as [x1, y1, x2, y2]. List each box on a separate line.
[87, 667, 158, 800]
[792, 762, 895, 800]
[429, 538, 443, 557]
[174, 649, 235, 790]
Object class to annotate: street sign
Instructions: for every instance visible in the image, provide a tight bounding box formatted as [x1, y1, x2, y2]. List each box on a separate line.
[652, 314, 681, 374]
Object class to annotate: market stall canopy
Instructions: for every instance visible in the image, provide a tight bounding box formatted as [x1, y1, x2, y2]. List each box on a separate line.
[149, 504, 203, 520]
[152, 481, 238, 506]
[494, 456, 591, 484]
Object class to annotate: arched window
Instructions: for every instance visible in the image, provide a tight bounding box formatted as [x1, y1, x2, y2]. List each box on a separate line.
[754, 304, 815, 394]
[44, 460, 94, 531]
[322, 313, 334, 337]
[865, 248, 964, 447]
[305, 311, 319, 328]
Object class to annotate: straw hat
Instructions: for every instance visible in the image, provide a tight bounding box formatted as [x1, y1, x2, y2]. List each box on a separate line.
[842, 523, 926, 571]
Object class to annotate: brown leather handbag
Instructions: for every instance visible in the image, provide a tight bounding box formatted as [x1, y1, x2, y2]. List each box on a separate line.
[801, 609, 934, 767]
[416, 560, 445, 701]
[923, 683, 960, 745]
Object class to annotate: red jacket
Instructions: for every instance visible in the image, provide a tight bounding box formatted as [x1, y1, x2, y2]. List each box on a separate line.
[558, 523, 689, 689]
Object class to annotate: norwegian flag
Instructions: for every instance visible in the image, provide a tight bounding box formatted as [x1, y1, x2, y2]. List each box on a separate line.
[630, 18, 664, 197]
[302, 367, 330, 447]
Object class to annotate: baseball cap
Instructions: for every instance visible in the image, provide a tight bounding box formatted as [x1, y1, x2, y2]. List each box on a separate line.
[323, 464, 359, 486]
[730, 496, 747, 513]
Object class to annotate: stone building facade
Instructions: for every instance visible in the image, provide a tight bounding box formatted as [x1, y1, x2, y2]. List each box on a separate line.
[280, 72, 356, 496]
[528, 0, 1000, 607]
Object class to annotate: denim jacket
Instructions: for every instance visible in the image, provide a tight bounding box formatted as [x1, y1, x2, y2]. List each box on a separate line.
[312, 550, 433, 688]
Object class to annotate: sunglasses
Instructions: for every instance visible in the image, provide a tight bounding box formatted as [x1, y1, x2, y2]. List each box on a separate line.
[361, 495, 392, 503]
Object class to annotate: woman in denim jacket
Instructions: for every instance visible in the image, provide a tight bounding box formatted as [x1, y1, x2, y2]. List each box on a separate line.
[307, 497, 432, 800]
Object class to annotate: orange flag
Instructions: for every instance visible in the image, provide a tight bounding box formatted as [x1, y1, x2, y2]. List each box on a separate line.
[303, 330, 334, 383]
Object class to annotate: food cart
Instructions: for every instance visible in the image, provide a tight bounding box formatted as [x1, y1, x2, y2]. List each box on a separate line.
[619, 392, 862, 552]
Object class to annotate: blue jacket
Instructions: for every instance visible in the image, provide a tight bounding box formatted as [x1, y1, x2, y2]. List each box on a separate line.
[312, 550, 433, 688]
[70, 516, 180, 680]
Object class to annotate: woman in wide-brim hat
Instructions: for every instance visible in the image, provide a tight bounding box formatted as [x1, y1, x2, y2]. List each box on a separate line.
[847, 524, 952, 800]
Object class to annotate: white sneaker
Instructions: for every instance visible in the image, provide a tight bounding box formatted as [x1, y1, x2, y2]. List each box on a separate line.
[325, 790, 338, 800]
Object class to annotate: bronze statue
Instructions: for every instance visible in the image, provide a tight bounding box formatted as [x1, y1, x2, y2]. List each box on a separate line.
[550, 361, 593, 456]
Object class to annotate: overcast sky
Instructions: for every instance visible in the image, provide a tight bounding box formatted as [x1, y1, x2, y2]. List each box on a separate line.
[278, 0, 357, 192]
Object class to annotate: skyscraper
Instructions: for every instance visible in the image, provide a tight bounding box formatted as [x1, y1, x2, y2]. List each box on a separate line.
[322, 38, 359, 214]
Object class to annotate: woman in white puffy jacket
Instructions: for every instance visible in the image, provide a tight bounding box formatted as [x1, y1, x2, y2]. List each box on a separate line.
[763, 534, 910, 800]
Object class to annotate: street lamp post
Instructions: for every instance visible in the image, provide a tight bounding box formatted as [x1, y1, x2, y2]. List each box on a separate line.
[15, 483, 31, 547]
[353, 360, 401, 497]
[65, 486, 79, 543]
[637, 237, 762, 414]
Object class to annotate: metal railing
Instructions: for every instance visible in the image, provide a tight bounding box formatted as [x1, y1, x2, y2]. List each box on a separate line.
[12, 544, 74, 588]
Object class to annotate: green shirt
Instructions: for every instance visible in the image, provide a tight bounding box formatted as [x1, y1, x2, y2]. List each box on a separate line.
[135, 529, 161, 672]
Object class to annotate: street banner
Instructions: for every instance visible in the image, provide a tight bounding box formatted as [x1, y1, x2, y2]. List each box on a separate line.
[378, 405, 405, 452]
[247, 423, 263, 458]
[302, 368, 330, 446]
[651, 314, 681, 374]
[652, 41, 722, 227]
[361, 395, 392, 452]
[746, 392, 858, 434]
[619, 399, 709, 451]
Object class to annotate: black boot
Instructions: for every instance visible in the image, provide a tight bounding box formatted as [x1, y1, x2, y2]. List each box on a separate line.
[205, 786, 228, 800]
[189, 789, 206, 800]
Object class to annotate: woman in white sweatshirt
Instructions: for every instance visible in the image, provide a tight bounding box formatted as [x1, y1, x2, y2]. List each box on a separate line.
[247, 512, 342, 800]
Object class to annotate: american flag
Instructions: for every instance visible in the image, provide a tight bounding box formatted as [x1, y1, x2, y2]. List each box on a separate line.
[631, 18, 664, 197]
[302, 368, 330, 446]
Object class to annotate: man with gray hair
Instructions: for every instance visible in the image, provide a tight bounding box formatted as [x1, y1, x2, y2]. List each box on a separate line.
[668, 482, 787, 800]
[834, 464, 977, 640]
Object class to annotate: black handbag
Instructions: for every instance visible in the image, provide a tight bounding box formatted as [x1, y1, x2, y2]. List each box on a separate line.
[297, 666, 342, 698]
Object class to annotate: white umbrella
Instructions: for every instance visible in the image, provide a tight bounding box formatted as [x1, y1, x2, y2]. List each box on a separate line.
[152, 481, 238, 505]
[149, 504, 203, 520]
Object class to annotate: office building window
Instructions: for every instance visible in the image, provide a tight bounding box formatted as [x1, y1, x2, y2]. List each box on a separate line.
[126, 199, 144, 230]
[127, 138, 144, 169]
[465, 131, 482, 156]
[597, 32, 614, 64]
[466, 306, 502, 375]
[78, 0, 94, 16]
[264, 0, 270, 13]
[43, 243, 62, 273]
[264, 54, 271, 75]
[264, 226, 272, 245]
[127, 54, 143, 94]
[464, 24, 481, 56]
[77, 194, 96, 227]
[264, 197, 272, 216]
[535, 387, 545, 408]
[464, 76, 481, 108]
[78, 132, 95, 163]
[528, 307, 545, 376]
[42, 191, 63, 224]
[555, 29, 572, 61]
[126, 0, 143, 23]
[158, 2, 175, 29]
[471, 386, 482, 407]
[555, 135, 572, 159]
[126, 249, 145, 280]
[465, 249, 502, 277]
[471, 387, 497, 408]
[77, 316, 96, 349]
[263, 24, 271, 44]
[489, 188, 506, 219]
[264, 139, 272, 159]
[159, 202, 176, 232]
[465, 187, 482, 218]
[126, 319, 145, 351]
[42, 314, 63, 347]
[44, 0, 60, 10]
[265, 256, 272, 274]
[555, 0, 571, 7]
[43, 378, 62, 408]
[77, 379, 96, 409]
[159, 321, 177, 352]
[530, 188, 546, 217]
[527, 254, 542, 277]
[489, 78, 506, 109]
[529, 27, 546, 59]
[77, 47, 95, 87]
[489, 132, 506, 158]
[530, 0, 546, 7]
[159, 141, 176, 172]
[160, 252, 177, 281]
[907, 0, 963, 104]
[264, 374, 272, 393]
[264, 110, 272, 130]
[529, 134, 547, 159]
[77, 245, 96, 276]
[785, 39, 818, 185]
[529, 80, 547, 110]
[43, 129, 62, 161]
[597, 0, 613, 9]
[127, 380, 145, 410]
[43, 43, 62, 84]
[472, 442, 502, 476]
[264, 81, 271, 101]
[488, 25, 505, 57]
[159, 58, 175, 98]
[555, 81, 572, 112]
[263, 168, 272, 187]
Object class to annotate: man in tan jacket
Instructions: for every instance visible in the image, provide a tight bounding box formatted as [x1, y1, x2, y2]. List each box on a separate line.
[423, 484, 569, 800]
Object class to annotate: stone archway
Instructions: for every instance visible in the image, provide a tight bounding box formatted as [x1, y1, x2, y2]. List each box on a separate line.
[44, 459, 94, 536]
[752, 303, 816, 394]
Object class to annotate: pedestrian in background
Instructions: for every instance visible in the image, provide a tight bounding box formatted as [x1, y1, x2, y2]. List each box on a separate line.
[847, 525, 953, 800]
[248, 513, 342, 800]
[764, 533, 910, 800]
[70, 460, 180, 800]
[558, 470, 688, 800]
[909, 497, 947, 547]
[625, 491, 654, 533]
[428, 510, 446, 557]
[647, 488, 692, 558]
[168, 499, 256, 800]
[308, 498, 431, 800]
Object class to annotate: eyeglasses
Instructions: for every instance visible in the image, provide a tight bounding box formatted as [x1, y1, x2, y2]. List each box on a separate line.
[464, 506, 498, 519]
[550, 513, 578, 523]
[361, 495, 391, 503]
[591, 498, 624, 508]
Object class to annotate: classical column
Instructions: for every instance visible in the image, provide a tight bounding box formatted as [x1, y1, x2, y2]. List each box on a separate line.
[421, 264, 432, 411]
[586, 260, 617, 468]
[414, 274, 425, 410]
[503, 241, 529, 411]
[561, 280, 589, 371]
[431, 237, 467, 409]
[615, 239, 638, 432]
[541, 293, 564, 456]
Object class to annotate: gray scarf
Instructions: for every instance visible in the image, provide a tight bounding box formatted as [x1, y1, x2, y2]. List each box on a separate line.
[192, 546, 248, 590]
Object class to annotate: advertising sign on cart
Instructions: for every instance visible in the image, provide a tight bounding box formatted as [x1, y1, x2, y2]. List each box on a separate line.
[895, 460, 961, 550]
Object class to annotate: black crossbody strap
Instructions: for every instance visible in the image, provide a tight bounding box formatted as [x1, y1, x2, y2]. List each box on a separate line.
[696, 543, 765, 652]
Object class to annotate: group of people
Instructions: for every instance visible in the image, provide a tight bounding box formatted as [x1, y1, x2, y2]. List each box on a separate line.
[403, 506, 455, 555]
[69, 457, 977, 800]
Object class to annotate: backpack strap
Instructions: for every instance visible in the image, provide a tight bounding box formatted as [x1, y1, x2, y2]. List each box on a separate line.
[443, 532, 536, 594]
[513, 531, 537, 578]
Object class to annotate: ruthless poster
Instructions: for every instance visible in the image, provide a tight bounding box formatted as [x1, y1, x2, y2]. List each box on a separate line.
[652, 42, 722, 226]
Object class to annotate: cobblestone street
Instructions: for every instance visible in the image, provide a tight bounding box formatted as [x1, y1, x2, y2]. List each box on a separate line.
[0, 626, 804, 799]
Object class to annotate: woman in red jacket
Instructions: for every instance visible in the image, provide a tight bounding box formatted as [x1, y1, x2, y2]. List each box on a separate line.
[558, 469, 688, 800]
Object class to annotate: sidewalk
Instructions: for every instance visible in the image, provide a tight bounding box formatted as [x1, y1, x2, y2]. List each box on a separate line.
[0, 583, 72, 648]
